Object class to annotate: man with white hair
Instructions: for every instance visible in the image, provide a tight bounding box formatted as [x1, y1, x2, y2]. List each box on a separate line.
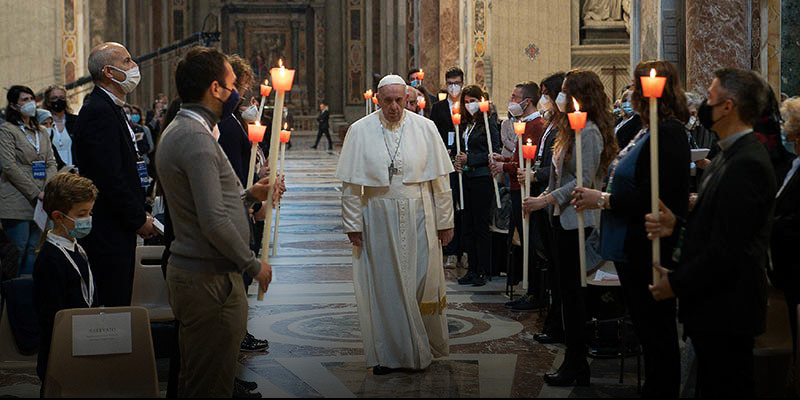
[405, 85, 422, 114]
[73, 42, 157, 307]
[336, 75, 455, 375]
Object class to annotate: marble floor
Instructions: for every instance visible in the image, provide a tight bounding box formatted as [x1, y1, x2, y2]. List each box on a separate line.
[0, 131, 643, 398]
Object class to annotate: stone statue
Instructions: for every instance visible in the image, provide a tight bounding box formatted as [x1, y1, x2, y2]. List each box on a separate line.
[582, 0, 631, 31]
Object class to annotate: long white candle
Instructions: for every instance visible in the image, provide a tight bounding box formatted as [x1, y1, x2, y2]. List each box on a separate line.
[522, 157, 531, 290]
[575, 128, 587, 287]
[650, 96, 661, 284]
[259, 90, 285, 301]
[454, 123, 465, 210]
[271, 141, 287, 257]
[483, 111, 501, 208]
[246, 95, 269, 188]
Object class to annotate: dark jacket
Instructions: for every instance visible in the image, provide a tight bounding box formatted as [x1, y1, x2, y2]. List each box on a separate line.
[431, 99, 456, 153]
[669, 133, 776, 336]
[533, 122, 557, 195]
[217, 114, 251, 186]
[73, 86, 147, 253]
[317, 109, 329, 131]
[769, 156, 800, 291]
[608, 119, 690, 265]
[502, 117, 547, 192]
[459, 116, 501, 179]
[615, 114, 643, 149]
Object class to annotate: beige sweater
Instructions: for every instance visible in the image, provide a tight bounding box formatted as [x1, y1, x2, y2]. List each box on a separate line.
[0, 121, 57, 220]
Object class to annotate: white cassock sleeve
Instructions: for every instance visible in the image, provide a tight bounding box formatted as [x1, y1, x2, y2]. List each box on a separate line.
[431, 175, 454, 231]
[342, 182, 364, 233]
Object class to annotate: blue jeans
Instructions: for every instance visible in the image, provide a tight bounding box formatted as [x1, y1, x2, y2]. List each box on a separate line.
[1, 219, 41, 275]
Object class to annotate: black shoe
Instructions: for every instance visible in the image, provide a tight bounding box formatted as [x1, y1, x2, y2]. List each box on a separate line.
[372, 365, 401, 375]
[233, 379, 262, 398]
[471, 274, 487, 287]
[457, 272, 476, 285]
[240, 332, 269, 352]
[543, 358, 590, 387]
[235, 377, 258, 391]
[311, 145, 318, 149]
[504, 296, 525, 309]
[533, 332, 564, 344]
[511, 294, 539, 311]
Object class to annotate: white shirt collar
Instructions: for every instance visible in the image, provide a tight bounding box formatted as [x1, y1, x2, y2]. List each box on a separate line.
[46, 231, 77, 252]
[98, 86, 126, 107]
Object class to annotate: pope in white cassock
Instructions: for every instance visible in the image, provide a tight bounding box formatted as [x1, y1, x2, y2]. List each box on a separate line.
[336, 75, 455, 375]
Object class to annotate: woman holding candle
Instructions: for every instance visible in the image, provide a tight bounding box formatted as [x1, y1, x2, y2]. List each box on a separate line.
[453, 85, 501, 286]
[522, 70, 617, 386]
[570, 60, 689, 397]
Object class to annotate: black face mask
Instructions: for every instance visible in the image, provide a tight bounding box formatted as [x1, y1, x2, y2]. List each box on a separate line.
[51, 99, 67, 113]
[697, 99, 722, 131]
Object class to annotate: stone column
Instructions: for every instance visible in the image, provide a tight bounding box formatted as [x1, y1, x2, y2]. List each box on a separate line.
[419, 0, 440, 93]
[685, 0, 750, 95]
[438, 0, 459, 83]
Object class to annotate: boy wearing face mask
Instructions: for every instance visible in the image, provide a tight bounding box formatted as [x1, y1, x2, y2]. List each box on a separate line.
[33, 172, 99, 387]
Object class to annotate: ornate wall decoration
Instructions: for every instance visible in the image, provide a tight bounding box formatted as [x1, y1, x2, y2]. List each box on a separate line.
[524, 43, 540, 60]
[472, 0, 487, 87]
[62, 0, 78, 84]
[346, 0, 365, 105]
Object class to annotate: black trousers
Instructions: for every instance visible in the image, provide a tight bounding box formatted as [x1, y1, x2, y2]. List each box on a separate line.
[443, 172, 463, 258]
[691, 333, 755, 398]
[86, 247, 135, 307]
[463, 176, 493, 276]
[552, 222, 589, 354]
[783, 289, 799, 358]
[314, 127, 332, 148]
[616, 260, 680, 398]
[535, 211, 562, 333]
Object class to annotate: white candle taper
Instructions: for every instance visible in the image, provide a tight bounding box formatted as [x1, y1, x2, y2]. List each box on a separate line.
[480, 98, 501, 208]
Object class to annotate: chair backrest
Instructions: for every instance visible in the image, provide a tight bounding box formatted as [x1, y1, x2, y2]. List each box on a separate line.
[42, 306, 159, 398]
[0, 302, 36, 369]
[131, 246, 174, 321]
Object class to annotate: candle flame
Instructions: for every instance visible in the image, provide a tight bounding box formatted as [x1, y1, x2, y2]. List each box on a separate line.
[255, 121, 260, 126]
[264, 79, 269, 85]
[650, 68, 656, 78]
[527, 138, 532, 145]
[283, 122, 288, 130]
[572, 97, 581, 112]
[480, 97, 485, 102]
[279, 59, 284, 68]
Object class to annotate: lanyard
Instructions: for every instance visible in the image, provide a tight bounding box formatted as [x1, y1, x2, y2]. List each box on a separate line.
[464, 123, 476, 151]
[20, 125, 40, 154]
[52, 239, 95, 307]
[538, 122, 555, 159]
[178, 109, 213, 136]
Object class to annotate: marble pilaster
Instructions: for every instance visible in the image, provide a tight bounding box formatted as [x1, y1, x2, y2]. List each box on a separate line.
[781, 0, 799, 96]
[419, 0, 440, 92]
[639, 0, 661, 61]
[438, 0, 459, 84]
[686, 0, 750, 95]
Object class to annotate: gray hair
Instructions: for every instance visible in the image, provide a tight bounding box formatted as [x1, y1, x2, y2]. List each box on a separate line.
[88, 43, 122, 82]
[685, 91, 704, 108]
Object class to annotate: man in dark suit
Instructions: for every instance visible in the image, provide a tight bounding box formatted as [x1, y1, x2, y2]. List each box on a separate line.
[769, 100, 799, 354]
[646, 68, 776, 398]
[430, 67, 464, 268]
[74, 42, 157, 307]
[312, 103, 332, 150]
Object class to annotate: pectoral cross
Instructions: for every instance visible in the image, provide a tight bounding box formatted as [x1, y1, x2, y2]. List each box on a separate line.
[601, 65, 627, 99]
[389, 162, 398, 177]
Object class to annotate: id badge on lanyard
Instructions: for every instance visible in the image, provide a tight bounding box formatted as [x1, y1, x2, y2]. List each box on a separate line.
[55, 244, 95, 307]
[32, 161, 46, 179]
[137, 160, 150, 188]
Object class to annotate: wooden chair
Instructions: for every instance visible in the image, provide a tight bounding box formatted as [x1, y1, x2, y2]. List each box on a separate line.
[131, 246, 174, 322]
[42, 306, 159, 397]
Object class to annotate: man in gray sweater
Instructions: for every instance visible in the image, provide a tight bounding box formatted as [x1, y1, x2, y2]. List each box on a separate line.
[155, 46, 281, 398]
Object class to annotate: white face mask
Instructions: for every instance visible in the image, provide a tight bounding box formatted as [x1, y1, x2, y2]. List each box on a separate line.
[508, 101, 524, 117]
[540, 94, 551, 107]
[447, 84, 462, 98]
[685, 115, 697, 130]
[241, 104, 259, 122]
[466, 102, 480, 116]
[107, 65, 141, 94]
[19, 101, 37, 118]
[555, 92, 569, 113]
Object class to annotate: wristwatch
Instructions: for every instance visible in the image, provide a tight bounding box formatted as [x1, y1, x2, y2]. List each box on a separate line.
[597, 192, 610, 209]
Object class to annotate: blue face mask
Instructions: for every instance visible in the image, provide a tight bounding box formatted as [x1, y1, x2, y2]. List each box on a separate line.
[781, 130, 796, 155]
[130, 114, 141, 124]
[410, 79, 421, 88]
[64, 215, 92, 239]
[613, 107, 621, 115]
[621, 102, 634, 115]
